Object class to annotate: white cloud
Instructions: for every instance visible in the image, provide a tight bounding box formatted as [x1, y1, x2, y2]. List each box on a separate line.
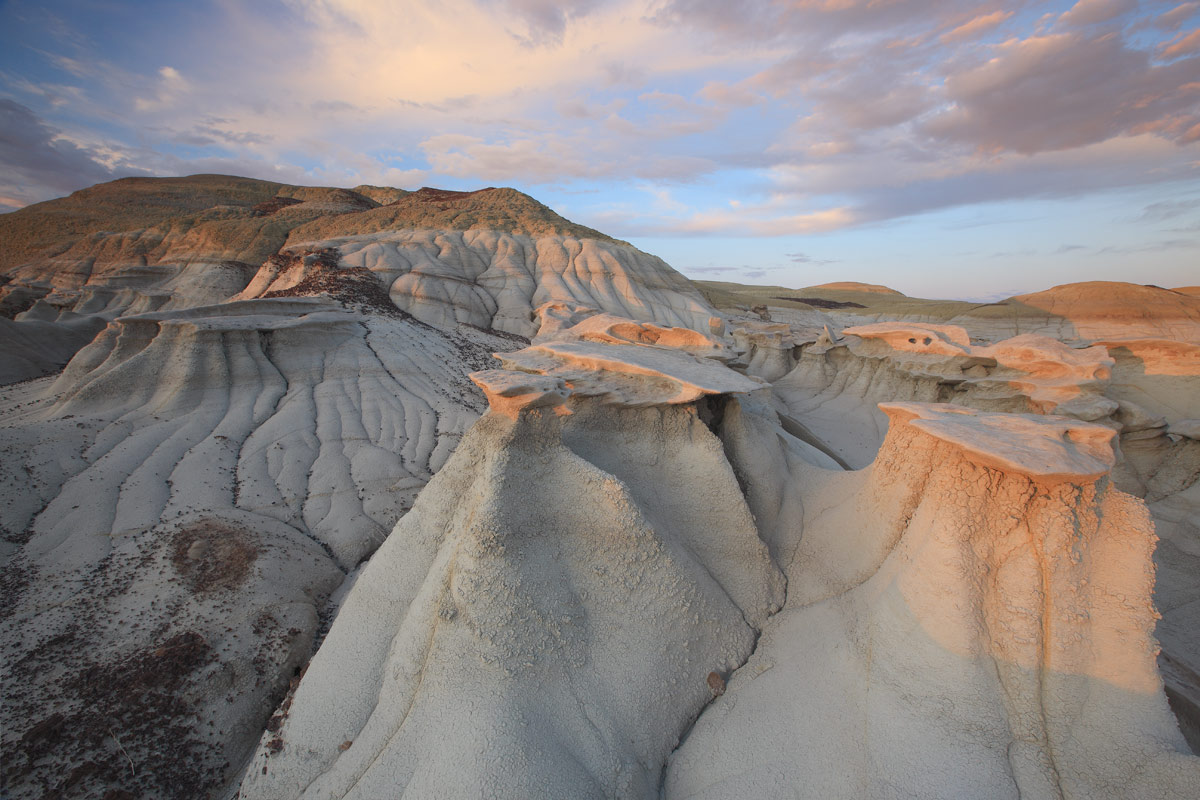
[3, 0, 1198, 249]
[134, 65, 190, 111]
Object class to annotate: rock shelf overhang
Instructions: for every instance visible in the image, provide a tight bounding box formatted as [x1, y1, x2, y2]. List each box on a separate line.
[880, 402, 1117, 483]
[496, 339, 765, 407]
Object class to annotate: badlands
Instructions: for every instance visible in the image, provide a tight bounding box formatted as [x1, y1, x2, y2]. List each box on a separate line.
[0, 175, 1197, 799]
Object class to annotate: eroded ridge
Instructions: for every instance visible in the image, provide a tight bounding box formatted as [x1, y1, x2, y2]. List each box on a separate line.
[666, 401, 1200, 800]
[0, 297, 519, 800]
[239, 332, 784, 799]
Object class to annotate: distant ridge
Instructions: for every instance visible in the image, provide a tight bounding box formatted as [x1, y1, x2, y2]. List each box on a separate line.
[0, 175, 621, 277]
[288, 184, 621, 244]
[807, 281, 903, 295]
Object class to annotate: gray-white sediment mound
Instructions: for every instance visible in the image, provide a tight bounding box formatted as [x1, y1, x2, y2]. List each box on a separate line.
[667, 403, 1200, 799]
[241, 323, 1200, 799]
[3, 176, 1199, 799]
[0, 296, 519, 798]
[239, 333, 784, 799]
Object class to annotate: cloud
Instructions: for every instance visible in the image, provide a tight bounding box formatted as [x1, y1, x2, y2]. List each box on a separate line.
[940, 10, 1013, 43]
[1058, 0, 1137, 27]
[276, 0, 731, 109]
[496, 0, 609, 45]
[0, 99, 145, 206]
[765, 133, 1200, 228]
[1140, 196, 1200, 221]
[157, 117, 275, 148]
[786, 251, 838, 265]
[134, 65, 190, 111]
[698, 81, 762, 108]
[1096, 237, 1199, 254]
[1162, 28, 1200, 59]
[0, 72, 87, 109]
[922, 32, 1200, 153]
[592, 203, 857, 237]
[3, 0, 1199, 255]
[1153, 2, 1200, 31]
[683, 265, 781, 281]
[420, 133, 610, 182]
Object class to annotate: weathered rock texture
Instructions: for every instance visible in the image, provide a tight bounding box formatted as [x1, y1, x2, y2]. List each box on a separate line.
[667, 403, 1200, 799]
[0, 297, 520, 799]
[3, 175, 1198, 799]
[239, 334, 784, 799]
[0, 176, 726, 800]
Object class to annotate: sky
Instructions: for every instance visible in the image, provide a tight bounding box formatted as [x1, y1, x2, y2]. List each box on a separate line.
[1, 0, 1198, 300]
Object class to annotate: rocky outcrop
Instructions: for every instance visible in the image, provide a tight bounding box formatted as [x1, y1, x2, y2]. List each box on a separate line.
[0, 297, 521, 800]
[1001, 282, 1200, 344]
[0, 314, 107, 384]
[728, 313, 1200, 765]
[767, 322, 1143, 466]
[0, 175, 724, 800]
[304, 229, 715, 336]
[239, 330, 783, 799]
[667, 403, 1200, 799]
[1, 177, 718, 352]
[4, 175, 1199, 799]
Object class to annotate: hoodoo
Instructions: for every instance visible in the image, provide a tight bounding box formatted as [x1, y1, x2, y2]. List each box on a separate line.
[2, 176, 1198, 799]
[239, 325, 784, 799]
[668, 403, 1200, 799]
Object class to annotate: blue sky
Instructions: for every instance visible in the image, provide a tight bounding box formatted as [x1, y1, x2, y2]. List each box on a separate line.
[1, 0, 1198, 300]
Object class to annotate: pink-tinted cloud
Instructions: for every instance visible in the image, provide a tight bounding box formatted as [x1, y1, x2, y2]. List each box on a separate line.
[698, 81, 763, 108]
[924, 32, 1200, 153]
[5, 0, 1200, 246]
[1162, 28, 1200, 59]
[1154, 2, 1200, 31]
[1059, 0, 1137, 27]
[591, 203, 856, 237]
[940, 10, 1013, 43]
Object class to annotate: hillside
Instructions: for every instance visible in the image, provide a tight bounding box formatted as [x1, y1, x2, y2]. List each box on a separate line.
[0, 176, 1197, 800]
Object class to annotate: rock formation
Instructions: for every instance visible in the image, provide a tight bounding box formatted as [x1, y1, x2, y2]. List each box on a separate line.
[0, 297, 520, 797]
[239, 332, 783, 799]
[1, 175, 1197, 799]
[667, 403, 1199, 799]
[709, 282, 1200, 763]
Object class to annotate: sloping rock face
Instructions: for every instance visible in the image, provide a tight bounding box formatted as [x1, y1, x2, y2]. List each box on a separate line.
[264, 229, 713, 336]
[667, 403, 1200, 799]
[940, 282, 1200, 345]
[0, 298, 520, 799]
[766, 321, 1179, 466]
[0, 176, 723, 800]
[240, 324, 1200, 799]
[3, 175, 1199, 799]
[702, 279, 1200, 349]
[0, 314, 107, 384]
[1003, 281, 1200, 344]
[239, 336, 783, 799]
[0, 177, 714, 348]
[739, 310, 1199, 747]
